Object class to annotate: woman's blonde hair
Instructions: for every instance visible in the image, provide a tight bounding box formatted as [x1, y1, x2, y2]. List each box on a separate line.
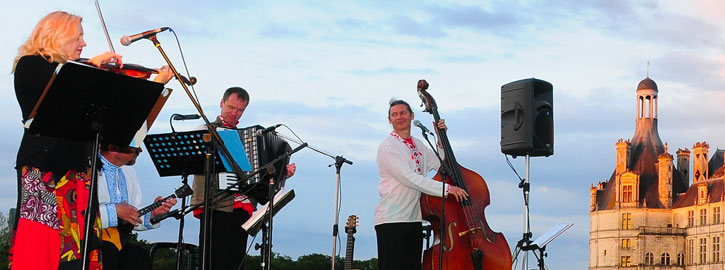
[12, 11, 82, 72]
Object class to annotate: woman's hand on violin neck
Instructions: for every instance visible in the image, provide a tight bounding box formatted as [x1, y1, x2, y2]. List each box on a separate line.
[88, 51, 123, 68]
[153, 65, 174, 84]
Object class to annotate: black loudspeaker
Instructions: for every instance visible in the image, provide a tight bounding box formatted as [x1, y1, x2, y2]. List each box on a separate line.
[500, 78, 553, 157]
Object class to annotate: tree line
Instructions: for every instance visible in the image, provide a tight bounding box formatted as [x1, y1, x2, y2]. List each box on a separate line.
[0, 212, 377, 270]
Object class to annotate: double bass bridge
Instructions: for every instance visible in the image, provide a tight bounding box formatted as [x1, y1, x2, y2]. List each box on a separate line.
[458, 227, 483, 237]
[458, 218, 497, 243]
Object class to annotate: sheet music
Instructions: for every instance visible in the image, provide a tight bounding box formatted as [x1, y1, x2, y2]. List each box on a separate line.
[532, 223, 574, 248]
[241, 189, 295, 236]
[217, 129, 252, 171]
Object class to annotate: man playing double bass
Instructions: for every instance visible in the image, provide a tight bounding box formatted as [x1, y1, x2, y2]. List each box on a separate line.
[374, 99, 468, 270]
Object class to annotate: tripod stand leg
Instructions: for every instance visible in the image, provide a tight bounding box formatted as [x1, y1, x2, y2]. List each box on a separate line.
[81, 128, 102, 270]
[175, 174, 189, 270]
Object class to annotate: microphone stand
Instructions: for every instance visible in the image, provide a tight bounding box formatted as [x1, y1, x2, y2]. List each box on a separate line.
[419, 128, 450, 270]
[268, 131, 352, 270]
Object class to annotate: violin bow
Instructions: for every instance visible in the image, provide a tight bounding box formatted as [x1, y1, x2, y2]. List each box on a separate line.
[94, 0, 116, 53]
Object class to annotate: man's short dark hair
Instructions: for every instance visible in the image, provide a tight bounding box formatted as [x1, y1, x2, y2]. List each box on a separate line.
[388, 99, 413, 117]
[222, 87, 250, 103]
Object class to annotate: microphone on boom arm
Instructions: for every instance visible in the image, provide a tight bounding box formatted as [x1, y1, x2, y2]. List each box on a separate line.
[255, 124, 282, 136]
[120, 27, 170, 46]
[413, 120, 435, 136]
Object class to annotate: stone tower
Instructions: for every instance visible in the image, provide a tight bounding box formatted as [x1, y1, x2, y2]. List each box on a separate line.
[589, 76, 685, 269]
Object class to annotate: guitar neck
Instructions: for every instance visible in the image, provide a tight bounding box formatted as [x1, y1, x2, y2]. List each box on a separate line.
[344, 233, 355, 270]
[137, 193, 175, 216]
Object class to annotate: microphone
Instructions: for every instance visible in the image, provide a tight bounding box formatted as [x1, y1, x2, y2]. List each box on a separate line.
[413, 120, 434, 136]
[150, 209, 179, 224]
[120, 27, 170, 46]
[255, 124, 282, 136]
[172, 114, 201, 120]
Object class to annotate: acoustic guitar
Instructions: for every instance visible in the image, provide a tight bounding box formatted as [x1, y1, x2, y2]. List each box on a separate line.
[102, 184, 193, 250]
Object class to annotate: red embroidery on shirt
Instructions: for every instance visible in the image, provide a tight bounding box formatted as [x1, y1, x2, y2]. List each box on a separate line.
[391, 132, 423, 173]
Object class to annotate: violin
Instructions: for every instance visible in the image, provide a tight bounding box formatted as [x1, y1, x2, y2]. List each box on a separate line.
[90, 0, 196, 86]
[77, 58, 196, 85]
[417, 79, 512, 270]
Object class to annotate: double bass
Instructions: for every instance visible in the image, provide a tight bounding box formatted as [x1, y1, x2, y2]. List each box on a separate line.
[417, 80, 512, 270]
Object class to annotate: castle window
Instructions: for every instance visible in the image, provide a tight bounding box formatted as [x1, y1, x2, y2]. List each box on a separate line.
[620, 256, 631, 267]
[714, 207, 721, 224]
[701, 209, 708, 226]
[688, 211, 695, 227]
[677, 253, 685, 266]
[689, 239, 695, 264]
[621, 238, 631, 250]
[622, 213, 632, 229]
[701, 238, 707, 264]
[714, 236, 721, 263]
[661, 252, 670, 265]
[622, 184, 633, 203]
[645, 252, 654, 265]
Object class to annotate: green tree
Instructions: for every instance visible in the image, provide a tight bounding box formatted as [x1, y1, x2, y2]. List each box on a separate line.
[244, 254, 261, 269]
[296, 253, 333, 270]
[353, 257, 378, 270]
[243, 252, 295, 270]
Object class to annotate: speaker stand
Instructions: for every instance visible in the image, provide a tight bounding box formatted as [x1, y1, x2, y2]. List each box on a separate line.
[511, 155, 546, 270]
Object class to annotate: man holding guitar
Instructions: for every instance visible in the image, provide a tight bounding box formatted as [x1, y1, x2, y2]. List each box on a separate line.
[97, 144, 178, 270]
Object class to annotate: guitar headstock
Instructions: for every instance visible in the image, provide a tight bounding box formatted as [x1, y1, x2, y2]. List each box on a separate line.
[174, 183, 194, 198]
[416, 79, 437, 114]
[345, 215, 358, 234]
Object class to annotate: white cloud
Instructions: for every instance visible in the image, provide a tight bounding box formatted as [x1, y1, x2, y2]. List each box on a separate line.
[2, 1, 723, 268]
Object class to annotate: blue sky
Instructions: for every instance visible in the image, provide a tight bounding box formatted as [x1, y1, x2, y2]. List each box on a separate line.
[1, 1, 724, 269]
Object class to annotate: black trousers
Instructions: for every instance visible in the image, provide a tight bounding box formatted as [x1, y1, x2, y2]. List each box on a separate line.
[101, 240, 152, 270]
[199, 208, 250, 270]
[375, 222, 423, 270]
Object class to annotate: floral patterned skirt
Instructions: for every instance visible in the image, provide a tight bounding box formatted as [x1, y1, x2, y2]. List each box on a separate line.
[10, 166, 102, 270]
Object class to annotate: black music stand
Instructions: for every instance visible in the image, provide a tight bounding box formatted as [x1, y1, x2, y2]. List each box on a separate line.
[26, 60, 163, 270]
[28, 61, 163, 145]
[144, 130, 230, 176]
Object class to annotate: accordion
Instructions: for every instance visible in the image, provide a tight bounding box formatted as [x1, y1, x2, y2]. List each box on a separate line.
[217, 125, 291, 204]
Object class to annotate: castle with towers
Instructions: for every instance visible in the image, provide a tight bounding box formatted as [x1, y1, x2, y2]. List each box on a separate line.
[589, 76, 725, 269]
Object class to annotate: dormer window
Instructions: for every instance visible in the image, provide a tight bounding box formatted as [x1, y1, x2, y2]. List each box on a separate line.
[698, 184, 708, 205]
